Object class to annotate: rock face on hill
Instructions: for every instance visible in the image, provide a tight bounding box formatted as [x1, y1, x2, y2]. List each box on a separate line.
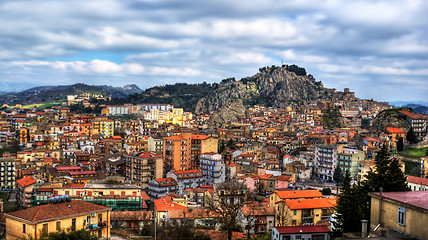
[195, 65, 327, 116]
[207, 101, 247, 127]
[370, 109, 411, 134]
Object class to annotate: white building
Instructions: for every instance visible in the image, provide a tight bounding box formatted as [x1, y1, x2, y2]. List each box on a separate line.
[200, 153, 226, 185]
[314, 146, 337, 181]
[166, 169, 204, 196]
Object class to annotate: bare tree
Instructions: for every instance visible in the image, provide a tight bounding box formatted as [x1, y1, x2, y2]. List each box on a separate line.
[206, 180, 252, 240]
[275, 201, 293, 227]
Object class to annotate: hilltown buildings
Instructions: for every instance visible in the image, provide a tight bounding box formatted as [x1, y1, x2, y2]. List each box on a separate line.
[0, 93, 426, 238]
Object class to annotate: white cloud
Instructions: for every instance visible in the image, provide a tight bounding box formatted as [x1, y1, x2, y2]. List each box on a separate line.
[0, 0, 427, 101]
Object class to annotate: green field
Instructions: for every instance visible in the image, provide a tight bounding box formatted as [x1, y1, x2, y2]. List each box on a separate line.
[399, 147, 428, 158]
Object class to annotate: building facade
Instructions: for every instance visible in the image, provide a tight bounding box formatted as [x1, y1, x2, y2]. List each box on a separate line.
[199, 153, 226, 185]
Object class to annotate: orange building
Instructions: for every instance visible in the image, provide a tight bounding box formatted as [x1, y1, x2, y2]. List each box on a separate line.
[163, 133, 218, 172]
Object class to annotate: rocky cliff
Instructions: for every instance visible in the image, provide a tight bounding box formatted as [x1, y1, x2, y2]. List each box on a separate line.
[195, 65, 326, 115]
[370, 108, 411, 134]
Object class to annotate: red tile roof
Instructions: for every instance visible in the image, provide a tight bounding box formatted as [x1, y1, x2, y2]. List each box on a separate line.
[285, 197, 336, 210]
[399, 110, 426, 120]
[164, 135, 185, 140]
[56, 166, 82, 171]
[154, 177, 177, 186]
[154, 196, 187, 212]
[407, 176, 428, 186]
[191, 135, 210, 140]
[16, 176, 37, 188]
[386, 127, 405, 134]
[5, 200, 110, 223]
[275, 190, 323, 200]
[172, 169, 203, 178]
[68, 171, 97, 176]
[275, 225, 330, 234]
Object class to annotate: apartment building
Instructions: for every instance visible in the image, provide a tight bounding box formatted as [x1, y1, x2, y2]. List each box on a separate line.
[32, 181, 145, 211]
[91, 119, 114, 138]
[337, 146, 365, 178]
[314, 146, 337, 181]
[399, 110, 427, 137]
[125, 152, 163, 189]
[16, 176, 37, 208]
[167, 169, 204, 196]
[276, 198, 336, 226]
[163, 133, 218, 172]
[199, 153, 226, 185]
[147, 177, 178, 200]
[0, 157, 16, 190]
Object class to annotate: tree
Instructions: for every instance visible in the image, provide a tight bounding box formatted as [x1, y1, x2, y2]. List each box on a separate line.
[206, 180, 252, 240]
[275, 202, 293, 227]
[321, 187, 331, 195]
[406, 127, 418, 144]
[333, 170, 367, 234]
[396, 137, 404, 152]
[364, 145, 410, 193]
[333, 167, 344, 185]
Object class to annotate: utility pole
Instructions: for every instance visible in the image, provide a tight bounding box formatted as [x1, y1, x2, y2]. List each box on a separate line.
[379, 187, 383, 227]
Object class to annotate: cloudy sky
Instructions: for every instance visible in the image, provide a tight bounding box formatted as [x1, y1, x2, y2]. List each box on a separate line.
[0, 0, 427, 102]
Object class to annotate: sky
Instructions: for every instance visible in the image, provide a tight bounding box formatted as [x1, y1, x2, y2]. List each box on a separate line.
[0, 0, 427, 103]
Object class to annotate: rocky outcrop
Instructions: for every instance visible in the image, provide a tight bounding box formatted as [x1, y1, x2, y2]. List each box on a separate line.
[207, 101, 247, 127]
[370, 109, 410, 134]
[195, 65, 326, 115]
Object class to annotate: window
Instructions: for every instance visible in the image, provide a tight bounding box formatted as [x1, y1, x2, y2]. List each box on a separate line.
[294, 210, 297, 215]
[23, 224, 26, 233]
[72, 218, 76, 231]
[42, 223, 48, 233]
[292, 220, 297, 225]
[56, 221, 61, 231]
[398, 207, 405, 225]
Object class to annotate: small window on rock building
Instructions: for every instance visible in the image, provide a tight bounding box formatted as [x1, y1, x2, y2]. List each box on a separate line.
[23, 224, 26, 233]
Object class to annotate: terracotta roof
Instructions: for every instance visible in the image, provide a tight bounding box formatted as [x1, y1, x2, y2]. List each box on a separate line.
[154, 177, 177, 186]
[285, 197, 336, 210]
[141, 191, 151, 201]
[172, 169, 203, 178]
[56, 166, 82, 171]
[407, 176, 428, 186]
[164, 135, 185, 140]
[275, 175, 292, 181]
[5, 200, 110, 223]
[191, 135, 210, 140]
[275, 225, 330, 234]
[154, 196, 187, 212]
[17, 176, 37, 188]
[68, 171, 97, 176]
[275, 190, 323, 200]
[259, 174, 274, 180]
[386, 127, 405, 134]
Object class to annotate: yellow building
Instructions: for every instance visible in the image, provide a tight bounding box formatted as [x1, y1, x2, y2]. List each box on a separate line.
[270, 190, 323, 207]
[421, 156, 428, 178]
[276, 197, 336, 226]
[153, 195, 188, 224]
[369, 191, 428, 239]
[92, 119, 114, 138]
[5, 200, 110, 240]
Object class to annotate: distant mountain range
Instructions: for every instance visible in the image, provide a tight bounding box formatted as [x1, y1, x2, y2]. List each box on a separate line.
[0, 83, 142, 105]
[390, 101, 428, 115]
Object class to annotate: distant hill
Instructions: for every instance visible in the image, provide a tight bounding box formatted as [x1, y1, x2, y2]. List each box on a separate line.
[0, 83, 142, 105]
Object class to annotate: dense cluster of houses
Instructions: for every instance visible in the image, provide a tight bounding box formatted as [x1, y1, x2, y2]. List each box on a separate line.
[0, 94, 427, 239]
